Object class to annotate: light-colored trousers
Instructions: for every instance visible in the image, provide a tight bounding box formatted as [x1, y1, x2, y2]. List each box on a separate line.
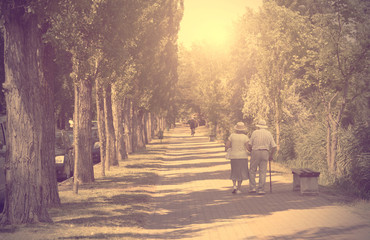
[249, 150, 269, 191]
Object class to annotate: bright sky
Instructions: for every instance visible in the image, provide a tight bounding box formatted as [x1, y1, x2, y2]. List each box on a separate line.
[178, 0, 262, 48]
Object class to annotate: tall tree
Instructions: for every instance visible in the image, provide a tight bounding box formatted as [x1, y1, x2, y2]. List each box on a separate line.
[228, 8, 259, 124]
[176, 45, 202, 117]
[304, 0, 369, 175]
[95, 78, 106, 176]
[47, 0, 102, 185]
[126, 0, 183, 149]
[241, 2, 311, 153]
[103, 84, 117, 170]
[0, 0, 59, 224]
[93, 0, 155, 161]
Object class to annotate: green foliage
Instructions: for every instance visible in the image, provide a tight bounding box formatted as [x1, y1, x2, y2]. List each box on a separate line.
[176, 46, 201, 117]
[53, 48, 74, 128]
[276, 118, 325, 171]
[228, 8, 259, 122]
[42, 0, 184, 124]
[336, 122, 370, 199]
[235, 2, 312, 128]
[294, 121, 327, 170]
[277, 123, 296, 162]
[1, 0, 367, 198]
[126, 0, 184, 118]
[177, 44, 231, 132]
[349, 153, 370, 199]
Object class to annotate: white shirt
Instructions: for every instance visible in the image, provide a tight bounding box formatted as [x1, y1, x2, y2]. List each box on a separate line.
[228, 133, 249, 159]
[249, 128, 277, 151]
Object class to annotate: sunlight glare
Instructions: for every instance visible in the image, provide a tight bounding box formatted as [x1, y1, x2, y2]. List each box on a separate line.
[197, 20, 230, 47]
[179, 0, 262, 48]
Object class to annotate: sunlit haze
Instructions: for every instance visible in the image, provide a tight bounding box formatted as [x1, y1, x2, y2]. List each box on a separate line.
[178, 0, 262, 48]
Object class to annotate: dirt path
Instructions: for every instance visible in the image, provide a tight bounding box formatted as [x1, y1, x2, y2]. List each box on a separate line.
[0, 125, 369, 240]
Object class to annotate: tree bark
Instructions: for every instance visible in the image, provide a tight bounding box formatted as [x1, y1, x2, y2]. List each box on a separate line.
[123, 98, 132, 154]
[41, 42, 60, 207]
[330, 122, 338, 174]
[2, 7, 55, 224]
[137, 109, 146, 150]
[274, 97, 281, 155]
[326, 116, 332, 173]
[74, 77, 94, 184]
[112, 83, 127, 161]
[326, 112, 338, 175]
[326, 95, 340, 175]
[131, 105, 146, 152]
[73, 85, 80, 193]
[104, 85, 117, 170]
[131, 102, 138, 153]
[95, 79, 106, 177]
[144, 112, 151, 144]
[150, 113, 156, 139]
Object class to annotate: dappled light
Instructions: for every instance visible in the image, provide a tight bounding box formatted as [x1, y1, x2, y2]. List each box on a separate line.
[141, 126, 369, 239]
[176, 0, 370, 202]
[0, 0, 368, 235]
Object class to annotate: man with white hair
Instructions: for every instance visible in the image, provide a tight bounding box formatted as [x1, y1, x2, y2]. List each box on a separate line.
[248, 119, 277, 195]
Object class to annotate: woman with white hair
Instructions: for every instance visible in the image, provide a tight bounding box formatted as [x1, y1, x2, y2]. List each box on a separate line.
[225, 122, 250, 194]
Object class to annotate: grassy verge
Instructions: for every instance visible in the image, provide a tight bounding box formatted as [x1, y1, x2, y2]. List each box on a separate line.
[55, 137, 169, 226]
[0, 136, 169, 239]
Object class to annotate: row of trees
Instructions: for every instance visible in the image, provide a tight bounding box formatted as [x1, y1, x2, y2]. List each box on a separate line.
[177, 0, 369, 198]
[0, 0, 183, 224]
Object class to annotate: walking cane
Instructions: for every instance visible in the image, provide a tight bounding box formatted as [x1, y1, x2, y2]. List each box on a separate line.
[269, 158, 272, 193]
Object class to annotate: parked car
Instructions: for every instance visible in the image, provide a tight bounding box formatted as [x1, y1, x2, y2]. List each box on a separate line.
[0, 117, 100, 186]
[67, 120, 100, 164]
[55, 128, 101, 181]
[91, 127, 101, 164]
[55, 130, 74, 181]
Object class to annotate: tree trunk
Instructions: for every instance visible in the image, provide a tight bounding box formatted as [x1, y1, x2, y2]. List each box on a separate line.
[104, 85, 117, 170]
[273, 86, 282, 155]
[274, 103, 281, 155]
[121, 103, 128, 158]
[138, 110, 146, 149]
[326, 94, 342, 176]
[74, 78, 94, 184]
[326, 113, 338, 175]
[131, 103, 138, 152]
[2, 8, 55, 224]
[156, 115, 163, 135]
[123, 98, 132, 154]
[330, 122, 338, 174]
[112, 83, 127, 161]
[41, 42, 60, 207]
[73, 85, 80, 193]
[132, 106, 146, 151]
[150, 113, 156, 139]
[144, 112, 152, 143]
[95, 79, 106, 177]
[143, 112, 149, 144]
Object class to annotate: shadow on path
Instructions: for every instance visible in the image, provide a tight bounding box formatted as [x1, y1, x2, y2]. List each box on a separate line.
[139, 126, 370, 240]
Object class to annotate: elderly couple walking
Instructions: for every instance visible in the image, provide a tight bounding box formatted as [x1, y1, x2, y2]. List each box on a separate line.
[225, 120, 277, 195]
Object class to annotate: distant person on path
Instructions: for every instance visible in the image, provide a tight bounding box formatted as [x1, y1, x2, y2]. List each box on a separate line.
[225, 122, 250, 194]
[248, 119, 277, 195]
[187, 118, 198, 136]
